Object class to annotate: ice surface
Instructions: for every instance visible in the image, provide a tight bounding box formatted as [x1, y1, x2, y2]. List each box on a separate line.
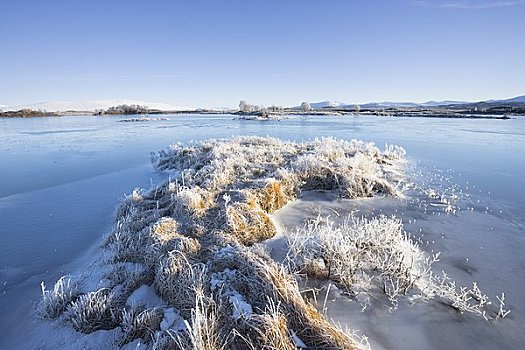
[1, 114, 524, 349]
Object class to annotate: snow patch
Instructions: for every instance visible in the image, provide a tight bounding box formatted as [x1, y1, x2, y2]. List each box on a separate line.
[160, 307, 186, 331]
[228, 292, 253, 319]
[126, 284, 165, 308]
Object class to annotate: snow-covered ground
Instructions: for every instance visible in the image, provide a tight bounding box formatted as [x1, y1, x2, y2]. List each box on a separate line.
[1, 114, 524, 349]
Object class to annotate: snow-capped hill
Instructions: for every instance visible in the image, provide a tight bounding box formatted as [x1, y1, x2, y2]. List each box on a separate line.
[360, 101, 420, 108]
[7, 99, 189, 112]
[292, 101, 347, 110]
[310, 101, 345, 109]
[420, 100, 467, 107]
[501, 95, 525, 103]
[359, 100, 469, 108]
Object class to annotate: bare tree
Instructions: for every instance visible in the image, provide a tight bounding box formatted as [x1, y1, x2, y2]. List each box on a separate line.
[239, 100, 250, 113]
[301, 102, 311, 112]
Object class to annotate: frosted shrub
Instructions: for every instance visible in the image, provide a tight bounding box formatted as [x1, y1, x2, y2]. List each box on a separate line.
[286, 215, 431, 297]
[63, 288, 121, 333]
[154, 253, 207, 319]
[422, 272, 511, 320]
[384, 144, 407, 159]
[287, 215, 510, 320]
[121, 307, 164, 344]
[36, 276, 80, 319]
[178, 287, 224, 350]
[225, 202, 277, 245]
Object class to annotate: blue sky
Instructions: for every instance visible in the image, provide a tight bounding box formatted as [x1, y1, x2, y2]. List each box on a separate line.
[1, 0, 524, 107]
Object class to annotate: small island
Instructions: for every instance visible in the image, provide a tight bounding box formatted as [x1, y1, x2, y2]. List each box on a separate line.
[0, 109, 59, 118]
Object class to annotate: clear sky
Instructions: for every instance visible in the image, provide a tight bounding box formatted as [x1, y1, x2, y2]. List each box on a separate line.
[1, 0, 524, 108]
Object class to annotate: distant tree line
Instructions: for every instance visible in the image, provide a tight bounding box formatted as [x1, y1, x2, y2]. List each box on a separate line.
[96, 104, 150, 115]
[238, 101, 285, 115]
[239, 100, 334, 114]
[0, 109, 57, 118]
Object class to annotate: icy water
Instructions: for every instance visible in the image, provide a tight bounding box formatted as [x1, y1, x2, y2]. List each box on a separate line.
[0, 114, 524, 349]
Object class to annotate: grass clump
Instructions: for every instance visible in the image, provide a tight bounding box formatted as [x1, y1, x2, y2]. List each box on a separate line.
[36, 276, 80, 320]
[63, 288, 121, 333]
[39, 136, 409, 348]
[286, 214, 511, 320]
[121, 307, 164, 345]
[225, 202, 277, 245]
[154, 253, 206, 319]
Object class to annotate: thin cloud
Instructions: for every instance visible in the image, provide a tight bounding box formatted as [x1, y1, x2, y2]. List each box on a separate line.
[414, 0, 525, 9]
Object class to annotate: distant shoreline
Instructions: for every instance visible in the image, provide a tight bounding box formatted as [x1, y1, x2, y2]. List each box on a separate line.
[0, 108, 516, 120]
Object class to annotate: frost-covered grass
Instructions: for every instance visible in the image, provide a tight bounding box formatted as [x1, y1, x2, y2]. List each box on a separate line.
[35, 136, 417, 348]
[63, 288, 121, 333]
[286, 215, 510, 320]
[36, 276, 80, 320]
[121, 307, 164, 345]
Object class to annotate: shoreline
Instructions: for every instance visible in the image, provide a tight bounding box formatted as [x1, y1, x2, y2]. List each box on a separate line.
[0, 109, 517, 120]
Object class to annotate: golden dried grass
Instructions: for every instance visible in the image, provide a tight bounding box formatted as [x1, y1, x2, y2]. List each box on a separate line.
[151, 217, 180, 243]
[225, 203, 277, 245]
[42, 137, 409, 347]
[255, 179, 295, 213]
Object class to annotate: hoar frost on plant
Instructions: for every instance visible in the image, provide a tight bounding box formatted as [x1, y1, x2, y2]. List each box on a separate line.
[36, 136, 417, 349]
[36, 276, 80, 320]
[286, 214, 510, 320]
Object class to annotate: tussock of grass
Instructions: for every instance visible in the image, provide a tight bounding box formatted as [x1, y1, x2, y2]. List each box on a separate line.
[151, 217, 180, 243]
[254, 178, 296, 213]
[63, 288, 121, 333]
[225, 202, 277, 245]
[232, 300, 296, 350]
[286, 215, 510, 320]
[104, 264, 154, 305]
[121, 307, 164, 345]
[39, 136, 408, 348]
[36, 276, 80, 320]
[172, 287, 225, 350]
[154, 253, 206, 319]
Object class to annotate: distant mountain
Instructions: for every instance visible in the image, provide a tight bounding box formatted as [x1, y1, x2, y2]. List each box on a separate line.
[357, 100, 468, 108]
[292, 101, 345, 110]
[359, 101, 420, 109]
[498, 95, 525, 103]
[316, 96, 524, 109]
[419, 100, 467, 107]
[310, 101, 348, 109]
[6, 99, 189, 112]
[445, 95, 525, 109]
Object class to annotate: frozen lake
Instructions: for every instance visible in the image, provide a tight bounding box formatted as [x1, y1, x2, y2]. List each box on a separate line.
[0, 114, 524, 349]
